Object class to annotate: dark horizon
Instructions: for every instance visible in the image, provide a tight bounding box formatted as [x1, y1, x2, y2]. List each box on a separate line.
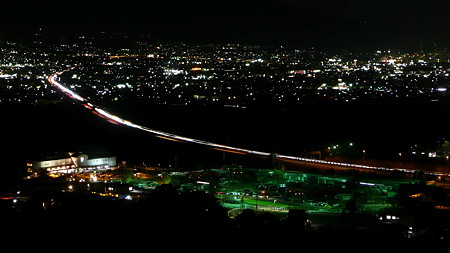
[2, 0, 449, 51]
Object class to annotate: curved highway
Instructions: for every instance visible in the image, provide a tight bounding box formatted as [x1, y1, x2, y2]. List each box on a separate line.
[48, 66, 448, 178]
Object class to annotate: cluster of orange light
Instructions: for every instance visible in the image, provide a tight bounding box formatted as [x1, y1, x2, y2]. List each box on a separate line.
[409, 193, 424, 198]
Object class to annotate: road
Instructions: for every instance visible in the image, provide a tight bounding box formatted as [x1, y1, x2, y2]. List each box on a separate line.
[48, 66, 450, 178]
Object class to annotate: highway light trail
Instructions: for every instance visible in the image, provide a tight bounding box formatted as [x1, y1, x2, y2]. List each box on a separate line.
[48, 67, 271, 157]
[48, 67, 448, 177]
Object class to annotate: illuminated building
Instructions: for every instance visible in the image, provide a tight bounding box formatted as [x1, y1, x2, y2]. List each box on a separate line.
[27, 152, 117, 175]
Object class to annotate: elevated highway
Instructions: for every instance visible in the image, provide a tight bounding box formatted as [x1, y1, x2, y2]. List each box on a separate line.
[48, 66, 449, 178]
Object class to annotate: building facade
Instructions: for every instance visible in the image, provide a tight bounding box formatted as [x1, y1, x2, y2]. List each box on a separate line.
[27, 152, 117, 175]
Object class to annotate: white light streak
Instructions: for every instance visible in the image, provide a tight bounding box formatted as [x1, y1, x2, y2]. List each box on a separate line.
[47, 66, 448, 178]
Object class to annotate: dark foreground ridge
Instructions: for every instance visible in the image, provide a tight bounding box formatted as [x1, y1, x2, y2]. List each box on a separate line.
[2, 180, 449, 252]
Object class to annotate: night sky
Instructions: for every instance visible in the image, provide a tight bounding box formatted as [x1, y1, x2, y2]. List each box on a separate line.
[2, 0, 450, 50]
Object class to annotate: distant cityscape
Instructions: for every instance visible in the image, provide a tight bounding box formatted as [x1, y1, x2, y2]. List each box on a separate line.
[2, 33, 450, 106]
[2, 32, 450, 161]
[1, 32, 450, 248]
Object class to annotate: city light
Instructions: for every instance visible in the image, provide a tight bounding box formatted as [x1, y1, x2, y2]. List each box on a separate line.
[47, 63, 450, 178]
[1, 32, 450, 251]
[2, 1, 450, 246]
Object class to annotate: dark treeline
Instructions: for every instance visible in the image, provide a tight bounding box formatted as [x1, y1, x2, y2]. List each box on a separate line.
[2, 182, 449, 252]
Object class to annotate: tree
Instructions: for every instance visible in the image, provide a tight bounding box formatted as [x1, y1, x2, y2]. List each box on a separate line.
[343, 198, 357, 214]
[271, 170, 286, 184]
[235, 209, 257, 230]
[441, 140, 450, 155]
[287, 209, 308, 230]
[345, 177, 360, 191]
